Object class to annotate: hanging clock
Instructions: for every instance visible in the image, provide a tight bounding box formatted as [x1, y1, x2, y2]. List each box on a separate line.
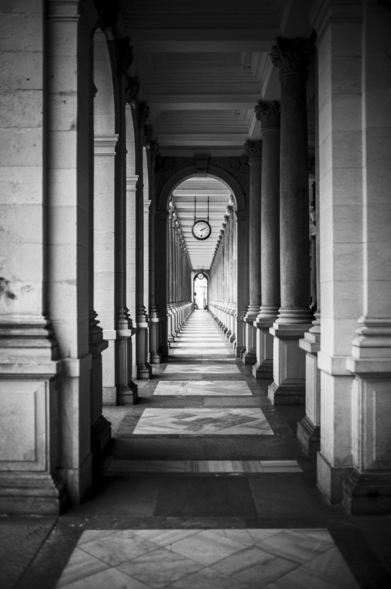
[197, 272, 205, 280]
[192, 220, 211, 240]
[192, 196, 212, 241]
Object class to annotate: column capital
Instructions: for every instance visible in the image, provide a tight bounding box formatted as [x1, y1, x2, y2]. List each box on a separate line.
[270, 36, 315, 79]
[255, 101, 281, 130]
[113, 37, 133, 78]
[137, 102, 150, 127]
[244, 139, 262, 162]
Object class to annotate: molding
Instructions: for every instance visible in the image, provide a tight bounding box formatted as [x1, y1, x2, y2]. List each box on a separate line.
[94, 134, 119, 155]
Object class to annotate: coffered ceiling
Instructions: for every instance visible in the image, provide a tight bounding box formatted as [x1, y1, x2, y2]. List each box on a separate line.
[120, 0, 314, 157]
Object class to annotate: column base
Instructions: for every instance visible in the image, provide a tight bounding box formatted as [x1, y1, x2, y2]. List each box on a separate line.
[268, 381, 305, 405]
[118, 381, 139, 405]
[317, 452, 348, 505]
[150, 350, 162, 364]
[0, 472, 68, 515]
[137, 362, 152, 380]
[242, 349, 256, 365]
[252, 360, 273, 380]
[343, 469, 391, 515]
[297, 414, 320, 458]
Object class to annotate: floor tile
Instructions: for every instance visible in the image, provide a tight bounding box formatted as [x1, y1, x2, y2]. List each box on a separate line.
[56, 548, 109, 588]
[132, 408, 274, 436]
[117, 547, 203, 588]
[79, 530, 158, 566]
[163, 364, 240, 373]
[153, 381, 252, 396]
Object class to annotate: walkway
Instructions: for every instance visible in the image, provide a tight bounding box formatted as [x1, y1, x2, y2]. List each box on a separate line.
[6, 312, 391, 588]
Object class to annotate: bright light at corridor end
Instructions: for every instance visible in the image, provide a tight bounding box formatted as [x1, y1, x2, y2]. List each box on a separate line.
[171, 177, 234, 271]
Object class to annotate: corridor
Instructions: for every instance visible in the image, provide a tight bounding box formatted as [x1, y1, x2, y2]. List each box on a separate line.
[5, 311, 389, 589]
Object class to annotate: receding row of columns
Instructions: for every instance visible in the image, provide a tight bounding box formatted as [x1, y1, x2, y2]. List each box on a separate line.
[167, 201, 193, 345]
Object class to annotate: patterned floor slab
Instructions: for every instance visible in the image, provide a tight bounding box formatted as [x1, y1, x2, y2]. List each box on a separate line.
[154, 381, 251, 396]
[56, 528, 359, 588]
[132, 408, 274, 435]
[106, 460, 303, 474]
[171, 348, 230, 355]
[164, 364, 241, 373]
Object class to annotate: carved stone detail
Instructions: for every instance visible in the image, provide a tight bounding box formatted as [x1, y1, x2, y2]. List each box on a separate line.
[114, 38, 133, 77]
[94, 0, 120, 31]
[143, 125, 153, 147]
[244, 139, 262, 161]
[270, 36, 315, 78]
[255, 101, 281, 129]
[125, 77, 140, 106]
[137, 102, 150, 126]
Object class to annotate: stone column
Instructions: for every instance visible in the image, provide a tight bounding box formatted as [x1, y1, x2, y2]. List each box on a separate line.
[235, 210, 249, 357]
[243, 140, 262, 365]
[148, 142, 162, 364]
[155, 210, 168, 359]
[93, 134, 118, 406]
[253, 102, 281, 380]
[297, 104, 321, 454]
[268, 37, 314, 405]
[125, 172, 138, 384]
[135, 104, 151, 379]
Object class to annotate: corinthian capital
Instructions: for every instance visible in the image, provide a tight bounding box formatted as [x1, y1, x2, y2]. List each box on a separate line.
[244, 139, 262, 161]
[114, 37, 133, 77]
[137, 102, 150, 126]
[270, 36, 315, 78]
[255, 101, 280, 130]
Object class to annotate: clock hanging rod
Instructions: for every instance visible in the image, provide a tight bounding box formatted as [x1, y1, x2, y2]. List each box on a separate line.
[193, 196, 209, 222]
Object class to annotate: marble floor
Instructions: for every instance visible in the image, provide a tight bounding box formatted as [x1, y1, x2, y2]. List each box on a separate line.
[57, 528, 359, 589]
[153, 381, 252, 396]
[133, 408, 274, 435]
[164, 364, 241, 373]
[8, 311, 391, 589]
[106, 459, 303, 474]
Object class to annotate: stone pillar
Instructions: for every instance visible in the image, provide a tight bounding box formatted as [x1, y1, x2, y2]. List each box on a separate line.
[235, 210, 249, 357]
[125, 172, 139, 384]
[135, 104, 151, 379]
[345, 0, 391, 514]
[310, 0, 362, 505]
[148, 142, 162, 364]
[243, 140, 262, 365]
[155, 211, 168, 359]
[0, 0, 65, 514]
[93, 134, 118, 406]
[253, 102, 281, 380]
[297, 115, 321, 453]
[268, 36, 314, 405]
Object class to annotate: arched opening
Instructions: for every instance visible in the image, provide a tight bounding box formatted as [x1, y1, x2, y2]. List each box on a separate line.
[193, 272, 208, 310]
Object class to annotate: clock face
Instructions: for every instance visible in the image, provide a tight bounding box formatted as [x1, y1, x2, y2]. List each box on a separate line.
[198, 273, 204, 280]
[192, 220, 211, 240]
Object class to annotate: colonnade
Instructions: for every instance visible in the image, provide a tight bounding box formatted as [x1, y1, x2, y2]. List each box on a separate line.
[2, 0, 391, 518]
[209, 198, 237, 347]
[167, 201, 193, 343]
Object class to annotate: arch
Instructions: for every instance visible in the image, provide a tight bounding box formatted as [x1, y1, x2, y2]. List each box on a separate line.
[157, 164, 246, 212]
[192, 271, 210, 282]
[93, 30, 116, 135]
